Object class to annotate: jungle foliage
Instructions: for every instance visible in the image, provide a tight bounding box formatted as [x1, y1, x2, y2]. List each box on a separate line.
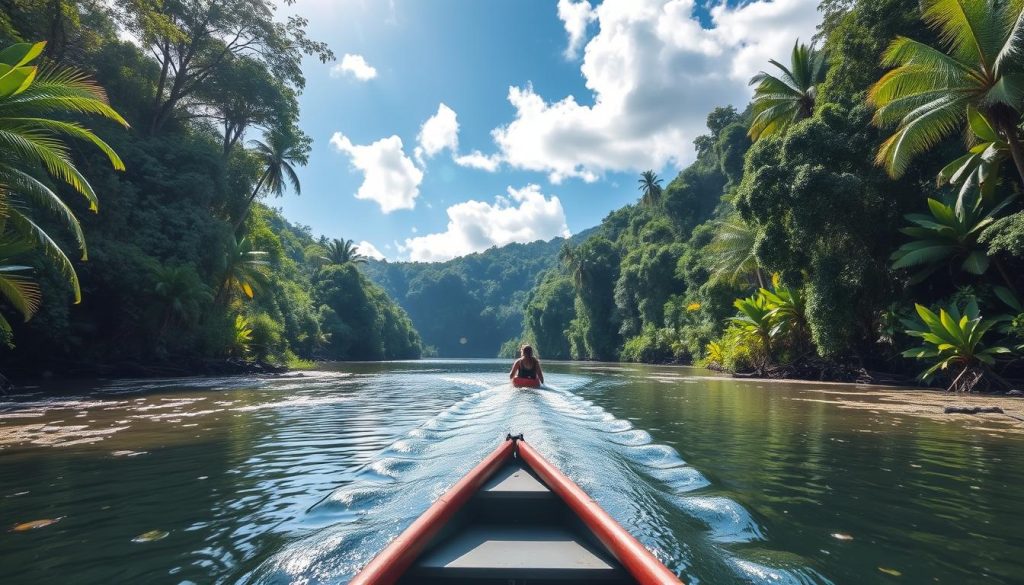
[509, 0, 1024, 391]
[361, 233, 592, 358]
[0, 1, 420, 376]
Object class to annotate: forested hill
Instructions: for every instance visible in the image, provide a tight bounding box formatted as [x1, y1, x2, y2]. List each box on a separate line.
[361, 229, 594, 358]
[0, 2, 422, 378]
[510, 0, 1024, 393]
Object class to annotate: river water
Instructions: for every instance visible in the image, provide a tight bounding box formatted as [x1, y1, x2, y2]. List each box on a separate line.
[1, 360, 1021, 584]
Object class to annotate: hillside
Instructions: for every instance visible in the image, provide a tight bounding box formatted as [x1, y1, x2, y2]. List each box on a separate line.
[361, 228, 594, 357]
[0, 6, 422, 378]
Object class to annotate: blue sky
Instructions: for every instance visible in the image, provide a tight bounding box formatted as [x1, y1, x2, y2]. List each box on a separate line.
[271, 0, 821, 261]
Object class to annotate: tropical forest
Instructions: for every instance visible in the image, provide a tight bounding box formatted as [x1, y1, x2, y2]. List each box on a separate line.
[1, 1, 1023, 585]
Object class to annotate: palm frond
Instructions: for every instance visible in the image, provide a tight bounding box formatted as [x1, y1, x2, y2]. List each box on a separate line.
[0, 127, 98, 210]
[922, 0, 993, 65]
[875, 95, 967, 177]
[1, 166, 86, 258]
[1, 117, 124, 171]
[6, 211, 79, 303]
[0, 269, 41, 320]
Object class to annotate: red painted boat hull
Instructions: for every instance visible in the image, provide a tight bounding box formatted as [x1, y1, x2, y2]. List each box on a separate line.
[350, 435, 684, 585]
[511, 376, 540, 388]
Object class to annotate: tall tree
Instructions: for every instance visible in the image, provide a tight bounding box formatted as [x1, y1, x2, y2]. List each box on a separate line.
[322, 238, 366, 265]
[868, 0, 1024, 183]
[233, 129, 308, 232]
[152, 264, 213, 333]
[117, 0, 333, 134]
[748, 41, 828, 140]
[705, 214, 765, 288]
[199, 55, 299, 155]
[637, 170, 663, 207]
[215, 236, 268, 304]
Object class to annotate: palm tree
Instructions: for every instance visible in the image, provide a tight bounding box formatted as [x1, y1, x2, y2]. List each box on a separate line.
[705, 214, 766, 288]
[0, 41, 128, 304]
[558, 243, 583, 289]
[233, 131, 305, 232]
[748, 41, 827, 140]
[215, 236, 269, 303]
[152, 264, 213, 333]
[637, 170, 663, 207]
[868, 0, 1024, 182]
[321, 238, 366, 265]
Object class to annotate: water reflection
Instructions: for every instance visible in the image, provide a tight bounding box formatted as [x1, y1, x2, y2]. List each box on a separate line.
[0, 361, 1021, 585]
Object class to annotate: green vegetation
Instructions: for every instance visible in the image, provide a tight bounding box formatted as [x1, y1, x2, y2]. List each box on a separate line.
[0, 2, 420, 376]
[362, 234, 590, 358]
[4, 0, 1023, 393]
[902, 300, 1010, 392]
[748, 41, 827, 140]
[510, 0, 1024, 392]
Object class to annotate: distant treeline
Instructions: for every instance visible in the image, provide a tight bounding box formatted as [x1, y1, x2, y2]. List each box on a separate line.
[361, 233, 592, 358]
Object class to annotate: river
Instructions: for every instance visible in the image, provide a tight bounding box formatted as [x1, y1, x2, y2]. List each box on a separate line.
[1, 360, 1021, 584]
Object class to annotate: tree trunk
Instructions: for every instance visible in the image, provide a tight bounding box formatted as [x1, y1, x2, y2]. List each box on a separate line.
[233, 168, 270, 233]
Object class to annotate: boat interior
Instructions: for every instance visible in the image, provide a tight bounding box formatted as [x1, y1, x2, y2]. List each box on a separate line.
[396, 454, 638, 584]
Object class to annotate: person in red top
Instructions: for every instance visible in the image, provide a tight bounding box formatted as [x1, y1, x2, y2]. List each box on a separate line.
[509, 345, 544, 386]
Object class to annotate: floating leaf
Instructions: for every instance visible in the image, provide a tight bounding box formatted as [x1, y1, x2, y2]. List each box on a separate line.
[879, 567, 902, 577]
[132, 529, 169, 543]
[12, 517, 62, 531]
[831, 532, 853, 541]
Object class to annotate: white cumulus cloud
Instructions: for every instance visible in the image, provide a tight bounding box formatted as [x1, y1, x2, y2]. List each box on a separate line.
[557, 0, 596, 59]
[489, 0, 821, 182]
[404, 185, 570, 262]
[330, 132, 423, 213]
[416, 103, 460, 163]
[331, 53, 378, 81]
[454, 150, 502, 172]
[356, 240, 386, 260]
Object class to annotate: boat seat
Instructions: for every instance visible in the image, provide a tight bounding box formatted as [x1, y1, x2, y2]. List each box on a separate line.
[401, 458, 634, 584]
[479, 459, 555, 499]
[411, 524, 625, 582]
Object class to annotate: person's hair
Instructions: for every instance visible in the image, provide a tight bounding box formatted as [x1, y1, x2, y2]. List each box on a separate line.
[521, 345, 534, 359]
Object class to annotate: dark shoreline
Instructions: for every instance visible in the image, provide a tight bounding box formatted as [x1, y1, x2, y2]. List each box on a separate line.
[3, 356, 1019, 398]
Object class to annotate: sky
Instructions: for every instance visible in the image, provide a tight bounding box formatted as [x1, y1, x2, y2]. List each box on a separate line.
[270, 0, 822, 262]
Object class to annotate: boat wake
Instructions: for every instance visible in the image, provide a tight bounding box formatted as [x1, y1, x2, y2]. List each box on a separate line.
[242, 374, 831, 585]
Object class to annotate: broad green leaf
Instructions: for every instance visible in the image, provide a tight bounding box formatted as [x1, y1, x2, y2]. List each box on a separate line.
[927, 198, 956, 224]
[966, 105, 1000, 142]
[939, 309, 965, 345]
[994, 286, 1023, 312]
[0, 65, 37, 98]
[938, 151, 977, 184]
[0, 42, 45, 68]
[961, 250, 990, 274]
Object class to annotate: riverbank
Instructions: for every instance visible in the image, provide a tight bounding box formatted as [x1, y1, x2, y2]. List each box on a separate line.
[708, 372, 1024, 434]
